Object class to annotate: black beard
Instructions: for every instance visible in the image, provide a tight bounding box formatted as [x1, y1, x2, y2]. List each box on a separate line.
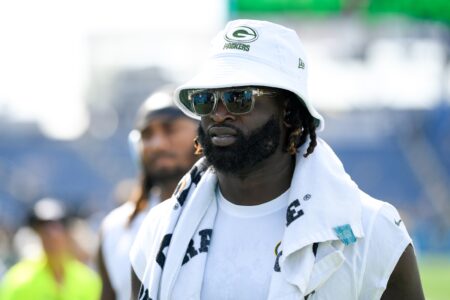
[197, 117, 281, 174]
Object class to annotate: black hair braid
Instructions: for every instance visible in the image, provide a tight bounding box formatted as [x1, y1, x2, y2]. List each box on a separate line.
[283, 92, 317, 158]
[127, 173, 152, 226]
[303, 117, 317, 157]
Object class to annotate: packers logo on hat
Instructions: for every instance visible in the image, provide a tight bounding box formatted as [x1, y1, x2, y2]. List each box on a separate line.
[224, 26, 258, 43]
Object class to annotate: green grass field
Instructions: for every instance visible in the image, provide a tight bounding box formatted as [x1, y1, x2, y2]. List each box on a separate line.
[419, 256, 450, 300]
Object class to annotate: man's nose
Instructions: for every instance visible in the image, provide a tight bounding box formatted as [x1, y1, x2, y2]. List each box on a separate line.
[210, 100, 234, 123]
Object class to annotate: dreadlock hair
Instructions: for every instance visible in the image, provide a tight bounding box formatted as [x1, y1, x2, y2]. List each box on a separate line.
[282, 90, 317, 158]
[127, 173, 152, 226]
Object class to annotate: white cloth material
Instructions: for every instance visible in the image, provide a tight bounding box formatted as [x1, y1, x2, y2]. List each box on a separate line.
[174, 19, 324, 131]
[201, 187, 288, 300]
[101, 195, 158, 300]
[130, 138, 411, 300]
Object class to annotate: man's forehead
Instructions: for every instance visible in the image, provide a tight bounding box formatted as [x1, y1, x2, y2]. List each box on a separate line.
[140, 115, 194, 131]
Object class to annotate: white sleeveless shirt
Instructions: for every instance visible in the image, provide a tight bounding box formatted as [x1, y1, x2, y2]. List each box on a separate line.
[101, 196, 158, 300]
[201, 188, 288, 300]
[130, 192, 411, 299]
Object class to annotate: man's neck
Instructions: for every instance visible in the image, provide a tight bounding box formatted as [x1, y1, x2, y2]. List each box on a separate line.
[157, 179, 180, 202]
[216, 151, 295, 206]
[45, 252, 70, 284]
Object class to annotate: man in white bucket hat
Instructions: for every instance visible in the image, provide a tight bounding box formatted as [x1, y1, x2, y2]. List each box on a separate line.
[130, 20, 424, 300]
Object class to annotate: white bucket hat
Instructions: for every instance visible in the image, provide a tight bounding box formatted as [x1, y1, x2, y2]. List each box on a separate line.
[174, 19, 325, 131]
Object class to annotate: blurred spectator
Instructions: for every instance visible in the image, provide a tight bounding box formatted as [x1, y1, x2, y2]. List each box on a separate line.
[97, 86, 199, 300]
[0, 228, 11, 278]
[0, 198, 101, 300]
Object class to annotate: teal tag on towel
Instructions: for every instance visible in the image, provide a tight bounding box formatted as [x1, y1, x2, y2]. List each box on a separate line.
[334, 224, 356, 245]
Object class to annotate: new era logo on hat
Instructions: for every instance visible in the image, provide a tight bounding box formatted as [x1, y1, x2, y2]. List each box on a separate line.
[174, 19, 324, 131]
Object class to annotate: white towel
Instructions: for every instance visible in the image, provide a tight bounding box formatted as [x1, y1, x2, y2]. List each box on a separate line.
[138, 138, 364, 299]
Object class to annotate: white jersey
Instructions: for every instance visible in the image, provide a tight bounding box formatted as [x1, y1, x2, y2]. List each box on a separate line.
[101, 198, 157, 300]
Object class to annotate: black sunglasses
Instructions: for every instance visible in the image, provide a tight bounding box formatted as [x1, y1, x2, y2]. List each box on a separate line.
[181, 87, 278, 117]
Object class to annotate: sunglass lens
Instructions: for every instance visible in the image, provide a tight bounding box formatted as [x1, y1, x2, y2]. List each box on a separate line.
[222, 90, 253, 114]
[191, 91, 215, 116]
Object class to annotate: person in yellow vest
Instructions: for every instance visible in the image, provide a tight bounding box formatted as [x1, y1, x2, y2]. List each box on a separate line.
[0, 198, 101, 300]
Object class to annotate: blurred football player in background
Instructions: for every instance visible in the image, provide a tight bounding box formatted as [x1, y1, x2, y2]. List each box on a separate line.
[98, 86, 199, 300]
